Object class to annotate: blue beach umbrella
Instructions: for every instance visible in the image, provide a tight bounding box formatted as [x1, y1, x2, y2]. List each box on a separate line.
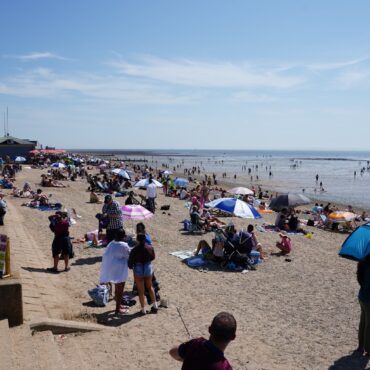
[174, 178, 189, 187]
[339, 222, 370, 261]
[206, 198, 262, 219]
[51, 162, 66, 169]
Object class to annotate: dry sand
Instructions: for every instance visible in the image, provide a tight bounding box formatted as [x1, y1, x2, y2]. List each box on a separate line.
[3, 167, 365, 369]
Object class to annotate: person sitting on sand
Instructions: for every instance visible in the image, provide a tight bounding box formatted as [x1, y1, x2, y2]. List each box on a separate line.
[247, 224, 265, 260]
[276, 232, 292, 255]
[34, 189, 49, 206]
[275, 208, 288, 230]
[125, 191, 140, 205]
[90, 191, 102, 204]
[100, 229, 130, 315]
[169, 311, 236, 369]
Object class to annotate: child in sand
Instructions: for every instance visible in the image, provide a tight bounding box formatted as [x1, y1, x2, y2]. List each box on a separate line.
[276, 232, 292, 255]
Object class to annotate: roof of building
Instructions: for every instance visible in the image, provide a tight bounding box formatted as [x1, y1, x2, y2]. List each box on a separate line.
[0, 135, 36, 145]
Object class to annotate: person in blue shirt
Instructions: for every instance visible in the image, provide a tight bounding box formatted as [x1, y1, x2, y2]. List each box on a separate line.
[357, 254, 370, 355]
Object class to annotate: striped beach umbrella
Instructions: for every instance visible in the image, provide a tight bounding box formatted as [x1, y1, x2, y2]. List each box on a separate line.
[206, 198, 262, 219]
[120, 205, 154, 220]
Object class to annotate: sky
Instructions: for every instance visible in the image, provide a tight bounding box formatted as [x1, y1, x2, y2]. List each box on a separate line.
[1, 0, 370, 150]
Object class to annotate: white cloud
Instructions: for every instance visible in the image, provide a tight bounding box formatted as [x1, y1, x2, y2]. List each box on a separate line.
[8, 52, 68, 61]
[306, 57, 368, 71]
[109, 56, 304, 89]
[335, 68, 370, 88]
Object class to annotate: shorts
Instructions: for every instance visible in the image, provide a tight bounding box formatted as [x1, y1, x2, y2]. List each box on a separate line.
[133, 262, 153, 278]
[52, 236, 73, 258]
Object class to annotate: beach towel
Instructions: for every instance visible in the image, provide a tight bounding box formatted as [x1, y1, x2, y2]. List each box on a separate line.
[33, 203, 62, 212]
[85, 240, 107, 249]
[170, 250, 194, 260]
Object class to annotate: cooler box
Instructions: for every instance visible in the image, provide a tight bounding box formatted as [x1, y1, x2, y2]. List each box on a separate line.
[250, 250, 261, 265]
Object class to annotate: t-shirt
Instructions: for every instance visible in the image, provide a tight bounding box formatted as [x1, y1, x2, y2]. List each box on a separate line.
[178, 337, 233, 370]
[147, 183, 157, 198]
[100, 240, 130, 284]
[53, 219, 70, 237]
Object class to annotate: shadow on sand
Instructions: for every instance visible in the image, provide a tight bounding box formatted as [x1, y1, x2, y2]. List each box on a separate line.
[328, 352, 369, 370]
[93, 310, 145, 327]
[72, 256, 102, 266]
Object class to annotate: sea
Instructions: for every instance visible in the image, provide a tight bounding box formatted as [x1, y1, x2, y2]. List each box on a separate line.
[75, 149, 370, 210]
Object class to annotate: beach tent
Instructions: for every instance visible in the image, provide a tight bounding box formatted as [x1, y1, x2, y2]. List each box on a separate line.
[206, 198, 262, 219]
[15, 156, 26, 162]
[269, 193, 310, 211]
[339, 222, 370, 261]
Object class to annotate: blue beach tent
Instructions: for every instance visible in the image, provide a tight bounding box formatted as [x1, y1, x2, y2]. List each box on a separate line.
[339, 222, 370, 261]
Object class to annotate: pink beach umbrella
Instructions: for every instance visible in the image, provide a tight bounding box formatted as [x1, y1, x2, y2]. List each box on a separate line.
[120, 205, 154, 221]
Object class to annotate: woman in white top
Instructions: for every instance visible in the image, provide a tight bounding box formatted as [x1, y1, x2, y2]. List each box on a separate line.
[100, 229, 130, 315]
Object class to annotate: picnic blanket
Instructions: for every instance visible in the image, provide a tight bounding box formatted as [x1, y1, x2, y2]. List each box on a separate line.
[24, 203, 62, 211]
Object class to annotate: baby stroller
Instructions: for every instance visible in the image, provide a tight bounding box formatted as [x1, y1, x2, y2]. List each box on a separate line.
[222, 231, 255, 270]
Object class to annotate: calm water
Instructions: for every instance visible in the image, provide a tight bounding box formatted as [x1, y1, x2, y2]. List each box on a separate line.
[78, 149, 370, 209]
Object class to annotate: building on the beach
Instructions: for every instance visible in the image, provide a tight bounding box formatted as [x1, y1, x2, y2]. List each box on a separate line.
[0, 135, 38, 159]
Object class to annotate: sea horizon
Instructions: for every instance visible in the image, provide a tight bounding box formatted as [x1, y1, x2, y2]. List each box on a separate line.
[69, 148, 370, 210]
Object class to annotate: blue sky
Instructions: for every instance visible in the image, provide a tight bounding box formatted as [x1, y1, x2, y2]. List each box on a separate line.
[1, 0, 370, 150]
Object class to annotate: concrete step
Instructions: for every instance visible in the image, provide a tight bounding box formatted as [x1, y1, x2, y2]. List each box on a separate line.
[9, 324, 40, 370]
[0, 319, 13, 370]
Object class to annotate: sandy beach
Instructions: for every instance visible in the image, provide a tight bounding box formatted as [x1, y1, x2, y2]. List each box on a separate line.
[2, 166, 365, 370]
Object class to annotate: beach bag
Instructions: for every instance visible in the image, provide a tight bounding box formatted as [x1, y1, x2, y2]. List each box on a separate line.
[307, 219, 314, 226]
[183, 219, 191, 231]
[160, 205, 170, 210]
[88, 285, 109, 306]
